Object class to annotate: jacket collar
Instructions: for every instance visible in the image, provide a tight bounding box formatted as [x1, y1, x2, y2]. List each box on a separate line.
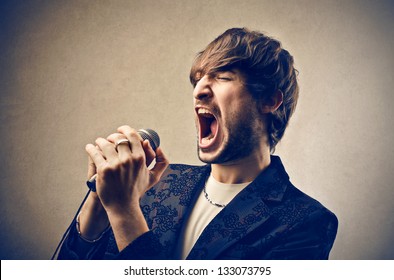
[187, 155, 290, 259]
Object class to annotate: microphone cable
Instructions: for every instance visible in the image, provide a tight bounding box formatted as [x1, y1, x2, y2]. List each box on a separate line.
[50, 189, 91, 260]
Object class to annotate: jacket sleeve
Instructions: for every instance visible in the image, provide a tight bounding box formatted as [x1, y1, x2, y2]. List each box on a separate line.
[264, 209, 338, 260]
[116, 231, 165, 259]
[57, 220, 112, 260]
[57, 221, 166, 260]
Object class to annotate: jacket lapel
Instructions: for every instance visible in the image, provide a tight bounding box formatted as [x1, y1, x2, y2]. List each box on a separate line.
[142, 164, 210, 258]
[187, 156, 289, 259]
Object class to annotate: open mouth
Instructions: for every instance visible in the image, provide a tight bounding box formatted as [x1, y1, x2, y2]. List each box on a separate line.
[196, 107, 219, 149]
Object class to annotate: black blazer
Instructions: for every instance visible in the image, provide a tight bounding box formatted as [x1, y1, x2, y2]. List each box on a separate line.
[59, 156, 338, 260]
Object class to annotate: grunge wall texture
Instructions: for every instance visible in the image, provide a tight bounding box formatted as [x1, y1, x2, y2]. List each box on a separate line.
[1, 0, 393, 259]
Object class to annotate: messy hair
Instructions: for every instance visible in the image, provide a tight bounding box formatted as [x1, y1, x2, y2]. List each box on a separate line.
[190, 28, 299, 152]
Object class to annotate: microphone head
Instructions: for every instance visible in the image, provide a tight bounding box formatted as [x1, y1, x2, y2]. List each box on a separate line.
[138, 128, 160, 151]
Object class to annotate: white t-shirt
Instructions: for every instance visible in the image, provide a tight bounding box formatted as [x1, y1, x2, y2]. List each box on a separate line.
[177, 174, 251, 259]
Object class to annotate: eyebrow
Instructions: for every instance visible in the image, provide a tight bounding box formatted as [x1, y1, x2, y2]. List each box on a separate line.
[210, 69, 237, 75]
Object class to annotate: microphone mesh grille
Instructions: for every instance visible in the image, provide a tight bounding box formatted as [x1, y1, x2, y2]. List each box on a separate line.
[138, 128, 160, 151]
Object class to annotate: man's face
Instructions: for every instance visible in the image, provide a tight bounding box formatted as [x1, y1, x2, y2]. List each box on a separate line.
[193, 69, 265, 164]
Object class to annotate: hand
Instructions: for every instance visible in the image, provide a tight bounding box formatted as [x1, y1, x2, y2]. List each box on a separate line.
[85, 125, 169, 215]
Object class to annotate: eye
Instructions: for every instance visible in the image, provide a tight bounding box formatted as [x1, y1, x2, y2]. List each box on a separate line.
[215, 71, 233, 81]
[214, 70, 235, 82]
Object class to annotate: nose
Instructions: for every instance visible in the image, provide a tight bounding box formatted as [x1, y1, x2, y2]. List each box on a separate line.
[193, 75, 213, 101]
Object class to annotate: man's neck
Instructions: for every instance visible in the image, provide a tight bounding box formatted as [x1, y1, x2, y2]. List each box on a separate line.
[211, 148, 271, 184]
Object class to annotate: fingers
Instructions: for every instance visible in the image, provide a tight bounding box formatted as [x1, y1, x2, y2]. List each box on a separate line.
[86, 134, 130, 175]
[106, 133, 132, 161]
[142, 139, 156, 167]
[87, 127, 146, 168]
[149, 147, 169, 186]
[85, 143, 107, 168]
[117, 126, 146, 165]
[87, 154, 97, 180]
[95, 137, 118, 164]
[106, 132, 128, 146]
[88, 125, 166, 174]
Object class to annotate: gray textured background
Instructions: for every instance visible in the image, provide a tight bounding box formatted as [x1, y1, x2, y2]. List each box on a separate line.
[1, 0, 393, 259]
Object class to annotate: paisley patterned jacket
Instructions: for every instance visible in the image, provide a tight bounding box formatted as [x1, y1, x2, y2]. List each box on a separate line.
[59, 156, 338, 260]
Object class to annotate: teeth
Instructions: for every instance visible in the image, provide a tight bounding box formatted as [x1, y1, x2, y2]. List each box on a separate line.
[197, 108, 213, 116]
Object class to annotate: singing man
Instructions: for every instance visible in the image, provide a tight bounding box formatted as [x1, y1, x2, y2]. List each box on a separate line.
[58, 27, 338, 259]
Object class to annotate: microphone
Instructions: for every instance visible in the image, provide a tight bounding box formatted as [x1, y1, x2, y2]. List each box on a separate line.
[86, 128, 160, 192]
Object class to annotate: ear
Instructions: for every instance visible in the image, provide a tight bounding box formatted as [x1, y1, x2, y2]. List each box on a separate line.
[260, 90, 283, 113]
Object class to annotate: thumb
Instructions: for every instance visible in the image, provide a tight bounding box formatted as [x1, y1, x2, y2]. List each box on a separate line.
[149, 147, 169, 186]
[142, 139, 156, 168]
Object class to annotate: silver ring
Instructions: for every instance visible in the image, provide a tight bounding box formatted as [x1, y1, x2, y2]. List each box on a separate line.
[115, 139, 130, 151]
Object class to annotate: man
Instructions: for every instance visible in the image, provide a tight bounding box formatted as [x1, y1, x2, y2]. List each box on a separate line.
[58, 28, 338, 259]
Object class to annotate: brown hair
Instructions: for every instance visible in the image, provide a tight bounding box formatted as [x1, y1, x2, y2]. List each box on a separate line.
[190, 28, 299, 152]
